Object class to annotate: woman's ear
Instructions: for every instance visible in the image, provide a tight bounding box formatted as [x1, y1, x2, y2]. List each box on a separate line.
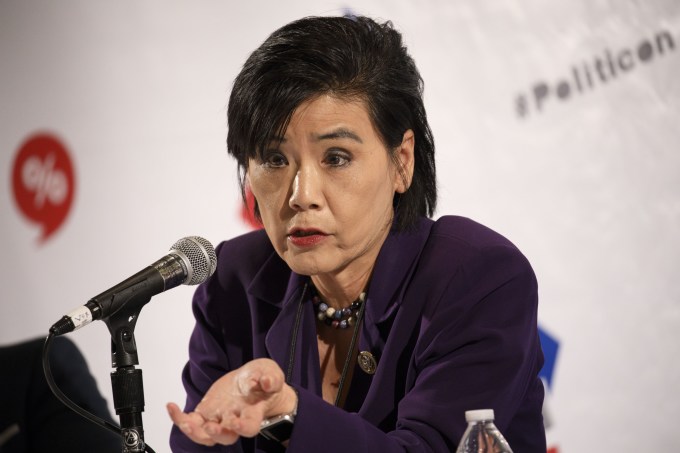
[394, 129, 415, 194]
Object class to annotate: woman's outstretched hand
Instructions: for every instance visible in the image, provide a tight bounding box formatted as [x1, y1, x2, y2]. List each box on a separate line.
[167, 358, 297, 446]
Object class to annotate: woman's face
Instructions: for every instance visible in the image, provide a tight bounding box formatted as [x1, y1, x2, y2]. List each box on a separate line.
[247, 95, 414, 279]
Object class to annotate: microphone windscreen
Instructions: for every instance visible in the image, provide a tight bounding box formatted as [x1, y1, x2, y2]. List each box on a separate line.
[171, 236, 217, 285]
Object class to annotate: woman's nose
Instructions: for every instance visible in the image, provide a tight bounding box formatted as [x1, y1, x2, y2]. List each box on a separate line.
[289, 166, 323, 211]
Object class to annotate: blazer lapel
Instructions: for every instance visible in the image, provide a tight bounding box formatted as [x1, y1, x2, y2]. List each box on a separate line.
[357, 219, 434, 423]
[362, 218, 434, 348]
[247, 255, 322, 393]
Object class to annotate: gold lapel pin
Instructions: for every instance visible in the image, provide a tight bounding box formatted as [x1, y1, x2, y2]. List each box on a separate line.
[358, 351, 377, 375]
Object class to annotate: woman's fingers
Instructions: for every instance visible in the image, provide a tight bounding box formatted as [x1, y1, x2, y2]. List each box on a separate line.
[167, 402, 217, 446]
[168, 401, 260, 445]
[259, 370, 283, 393]
[203, 420, 241, 445]
[168, 359, 292, 446]
[233, 404, 267, 437]
[236, 368, 263, 397]
[239, 360, 284, 398]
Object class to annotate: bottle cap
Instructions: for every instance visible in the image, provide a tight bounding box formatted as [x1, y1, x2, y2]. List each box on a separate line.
[465, 409, 495, 422]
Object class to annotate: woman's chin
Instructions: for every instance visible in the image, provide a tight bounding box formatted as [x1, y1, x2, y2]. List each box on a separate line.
[282, 253, 329, 277]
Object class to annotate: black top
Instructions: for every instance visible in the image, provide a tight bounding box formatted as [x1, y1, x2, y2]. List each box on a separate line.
[0, 336, 121, 452]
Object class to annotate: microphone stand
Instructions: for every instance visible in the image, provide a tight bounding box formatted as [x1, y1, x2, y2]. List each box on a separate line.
[104, 296, 150, 452]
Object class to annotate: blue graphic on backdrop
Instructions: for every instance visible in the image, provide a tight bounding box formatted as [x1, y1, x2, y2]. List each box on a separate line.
[538, 326, 559, 390]
[539, 326, 559, 450]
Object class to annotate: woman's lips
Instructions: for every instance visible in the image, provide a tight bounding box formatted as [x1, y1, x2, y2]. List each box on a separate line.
[287, 228, 328, 247]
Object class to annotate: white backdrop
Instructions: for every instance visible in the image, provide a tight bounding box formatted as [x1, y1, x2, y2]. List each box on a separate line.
[2, 1, 679, 451]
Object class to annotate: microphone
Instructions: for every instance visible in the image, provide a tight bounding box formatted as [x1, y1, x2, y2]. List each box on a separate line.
[49, 236, 217, 336]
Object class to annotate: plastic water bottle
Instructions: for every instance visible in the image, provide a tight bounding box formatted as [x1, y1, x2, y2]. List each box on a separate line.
[455, 409, 513, 453]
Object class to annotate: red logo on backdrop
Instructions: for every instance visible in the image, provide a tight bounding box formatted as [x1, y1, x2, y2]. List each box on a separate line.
[240, 185, 263, 230]
[11, 132, 76, 243]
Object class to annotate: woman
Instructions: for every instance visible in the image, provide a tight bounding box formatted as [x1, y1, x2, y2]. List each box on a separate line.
[168, 15, 545, 452]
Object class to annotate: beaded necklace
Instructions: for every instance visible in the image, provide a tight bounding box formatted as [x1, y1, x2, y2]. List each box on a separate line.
[311, 284, 366, 329]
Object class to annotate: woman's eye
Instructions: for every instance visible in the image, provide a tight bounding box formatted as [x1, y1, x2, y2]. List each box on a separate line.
[263, 152, 287, 168]
[325, 151, 351, 167]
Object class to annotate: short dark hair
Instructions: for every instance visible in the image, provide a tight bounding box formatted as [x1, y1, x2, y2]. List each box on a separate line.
[227, 15, 436, 230]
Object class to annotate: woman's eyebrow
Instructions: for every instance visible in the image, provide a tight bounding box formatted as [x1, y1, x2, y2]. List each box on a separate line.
[313, 128, 363, 143]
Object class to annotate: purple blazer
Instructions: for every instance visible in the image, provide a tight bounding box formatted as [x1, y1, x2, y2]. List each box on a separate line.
[170, 216, 546, 452]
